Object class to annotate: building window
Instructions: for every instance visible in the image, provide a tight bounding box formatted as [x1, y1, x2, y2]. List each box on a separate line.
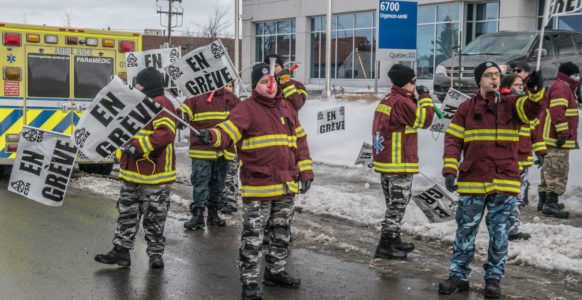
[255, 20, 296, 66]
[310, 12, 376, 79]
[417, 3, 461, 79]
[465, 2, 499, 44]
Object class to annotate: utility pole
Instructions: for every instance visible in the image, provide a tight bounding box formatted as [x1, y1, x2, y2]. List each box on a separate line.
[157, 0, 184, 46]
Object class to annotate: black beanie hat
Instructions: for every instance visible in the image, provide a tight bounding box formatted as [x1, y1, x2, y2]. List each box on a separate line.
[559, 62, 580, 76]
[388, 64, 415, 87]
[251, 63, 270, 88]
[135, 67, 164, 98]
[474, 61, 501, 86]
[509, 60, 530, 73]
[264, 53, 284, 68]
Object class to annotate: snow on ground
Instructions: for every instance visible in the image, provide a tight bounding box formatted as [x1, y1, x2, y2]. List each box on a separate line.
[298, 96, 582, 275]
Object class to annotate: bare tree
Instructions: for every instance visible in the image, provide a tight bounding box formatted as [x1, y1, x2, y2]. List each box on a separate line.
[196, 5, 233, 38]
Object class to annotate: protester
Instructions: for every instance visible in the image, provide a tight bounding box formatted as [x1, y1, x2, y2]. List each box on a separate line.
[195, 63, 314, 300]
[177, 81, 241, 229]
[94, 67, 177, 269]
[509, 60, 531, 84]
[500, 74, 547, 241]
[439, 61, 545, 298]
[537, 62, 580, 218]
[372, 64, 435, 259]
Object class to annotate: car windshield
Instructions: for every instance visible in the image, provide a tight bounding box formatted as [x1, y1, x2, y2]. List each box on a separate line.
[463, 34, 535, 55]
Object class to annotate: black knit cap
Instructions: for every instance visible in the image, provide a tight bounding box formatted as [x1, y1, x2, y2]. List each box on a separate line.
[559, 61, 580, 76]
[474, 61, 501, 86]
[388, 64, 415, 87]
[251, 63, 271, 88]
[509, 60, 531, 73]
[264, 53, 284, 68]
[135, 67, 164, 98]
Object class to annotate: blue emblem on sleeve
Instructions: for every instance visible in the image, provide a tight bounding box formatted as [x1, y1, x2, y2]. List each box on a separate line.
[373, 131, 384, 154]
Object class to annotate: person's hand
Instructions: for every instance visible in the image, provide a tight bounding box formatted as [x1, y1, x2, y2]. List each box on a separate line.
[526, 71, 544, 92]
[556, 135, 567, 148]
[123, 144, 142, 160]
[444, 173, 458, 192]
[278, 68, 291, 84]
[300, 179, 313, 194]
[535, 154, 545, 168]
[415, 85, 430, 96]
[197, 129, 212, 145]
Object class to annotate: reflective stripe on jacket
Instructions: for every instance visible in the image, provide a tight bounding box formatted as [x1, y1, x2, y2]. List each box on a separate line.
[281, 79, 308, 111]
[372, 85, 435, 175]
[518, 118, 547, 170]
[542, 72, 579, 149]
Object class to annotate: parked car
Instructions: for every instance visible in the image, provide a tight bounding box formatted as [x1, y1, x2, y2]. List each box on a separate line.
[433, 30, 582, 101]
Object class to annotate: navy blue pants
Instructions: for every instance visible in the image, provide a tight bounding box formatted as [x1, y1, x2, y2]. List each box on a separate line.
[190, 158, 229, 211]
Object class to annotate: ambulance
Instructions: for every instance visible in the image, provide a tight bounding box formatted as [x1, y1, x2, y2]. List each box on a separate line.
[0, 22, 141, 175]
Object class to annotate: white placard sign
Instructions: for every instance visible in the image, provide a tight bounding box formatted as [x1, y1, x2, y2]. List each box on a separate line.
[317, 106, 345, 134]
[125, 47, 181, 89]
[164, 40, 237, 98]
[430, 88, 471, 133]
[73, 76, 163, 162]
[8, 126, 78, 206]
[412, 184, 458, 223]
[354, 142, 374, 168]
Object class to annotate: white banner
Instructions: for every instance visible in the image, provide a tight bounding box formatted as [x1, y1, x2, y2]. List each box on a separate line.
[429, 88, 470, 133]
[164, 40, 237, 98]
[125, 47, 181, 89]
[354, 142, 374, 168]
[412, 184, 458, 223]
[550, 0, 582, 17]
[317, 106, 346, 134]
[8, 126, 78, 206]
[73, 76, 163, 162]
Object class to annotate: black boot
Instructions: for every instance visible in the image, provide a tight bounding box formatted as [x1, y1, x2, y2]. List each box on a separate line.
[184, 207, 205, 229]
[263, 269, 301, 288]
[537, 191, 546, 211]
[94, 245, 131, 267]
[149, 254, 164, 268]
[438, 276, 469, 294]
[542, 192, 569, 218]
[484, 278, 501, 298]
[207, 206, 226, 226]
[242, 283, 263, 300]
[394, 235, 414, 252]
[508, 231, 531, 241]
[374, 233, 407, 259]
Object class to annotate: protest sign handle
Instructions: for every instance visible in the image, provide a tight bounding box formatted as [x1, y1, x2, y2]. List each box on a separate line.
[161, 107, 201, 135]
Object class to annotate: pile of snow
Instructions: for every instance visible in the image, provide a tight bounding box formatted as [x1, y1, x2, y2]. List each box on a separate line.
[298, 96, 582, 275]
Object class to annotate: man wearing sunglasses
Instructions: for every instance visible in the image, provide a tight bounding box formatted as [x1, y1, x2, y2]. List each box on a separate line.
[509, 60, 531, 86]
[439, 61, 546, 298]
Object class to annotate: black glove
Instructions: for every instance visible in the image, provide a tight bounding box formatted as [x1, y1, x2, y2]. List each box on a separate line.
[444, 173, 458, 193]
[300, 179, 313, 194]
[526, 71, 544, 92]
[416, 85, 430, 96]
[123, 144, 142, 160]
[535, 154, 545, 168]
[556, 135, 567, 148]
[197, 129, 212, 145]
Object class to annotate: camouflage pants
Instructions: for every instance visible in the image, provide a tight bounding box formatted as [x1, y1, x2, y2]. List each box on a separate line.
[510, 169, 529, 235]
[539, 147, 570, 195]
[113, 181, 172, 256]
[190, 158, 229, 211]
[221, 157, 241, 210]
[380, 174, 413, 239]
[450, 194, 516, 281]
[239, 197, 294, 285]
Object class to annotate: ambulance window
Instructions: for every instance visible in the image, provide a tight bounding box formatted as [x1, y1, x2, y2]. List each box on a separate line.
[27, 54, 70, 98]
[74, 56, 114, 99]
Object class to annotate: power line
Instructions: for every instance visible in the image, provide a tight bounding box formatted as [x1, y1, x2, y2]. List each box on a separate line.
[156, 0, 184, 45]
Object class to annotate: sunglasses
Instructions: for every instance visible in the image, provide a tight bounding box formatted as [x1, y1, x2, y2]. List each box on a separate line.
[410, 78, 416, 84]
[512, 69, 524, 73]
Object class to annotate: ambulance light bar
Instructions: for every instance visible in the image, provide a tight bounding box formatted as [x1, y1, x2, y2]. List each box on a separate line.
[3, 32, 21, 46]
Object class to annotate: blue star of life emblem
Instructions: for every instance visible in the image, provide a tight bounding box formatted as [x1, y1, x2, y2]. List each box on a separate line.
[373, 131, 384, 154]
[7, 54, 15, 64]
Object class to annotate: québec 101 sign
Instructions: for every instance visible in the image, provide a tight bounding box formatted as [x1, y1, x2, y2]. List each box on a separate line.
[378, 0, 417, 51]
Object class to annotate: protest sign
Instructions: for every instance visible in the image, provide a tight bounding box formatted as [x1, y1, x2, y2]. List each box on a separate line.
[412, 184, 458, 223]
[430, 88, 470, 133]
[125, 47, 181, 89]
[354, 142, 374, 169]
[317, 106, 345, 134]
[8, 126, 78, 206]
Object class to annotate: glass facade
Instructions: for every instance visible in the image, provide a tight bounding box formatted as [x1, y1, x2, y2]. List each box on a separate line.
[465, 2, 499, 44]
[310, 12, 376, 79]
[255, 19, 296, 66]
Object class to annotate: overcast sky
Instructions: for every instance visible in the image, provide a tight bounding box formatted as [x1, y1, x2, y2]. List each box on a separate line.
[0, 0, 236, 35]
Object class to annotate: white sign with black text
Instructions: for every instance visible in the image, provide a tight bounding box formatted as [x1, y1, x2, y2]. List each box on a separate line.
[429, 88, 470, 133]
[125, 47, 181, 90]
[412, 184, 458, 223]
[354, 142, 374, 168]
[73, 76, 163, 162]
[8, 126, 78, 206]
[317, 106, 345, 134]
[163, 40, 237, 98]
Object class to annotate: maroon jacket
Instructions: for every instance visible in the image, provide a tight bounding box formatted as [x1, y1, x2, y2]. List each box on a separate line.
[443, 88, 546, 196]
[541, 72, 579, 149]
[281, 79, 307, 111]
[120, 95, 177, 185]
[176, 88, 240, 160]
[372, 85, 435, 175]
[208, 87, 314, 201]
